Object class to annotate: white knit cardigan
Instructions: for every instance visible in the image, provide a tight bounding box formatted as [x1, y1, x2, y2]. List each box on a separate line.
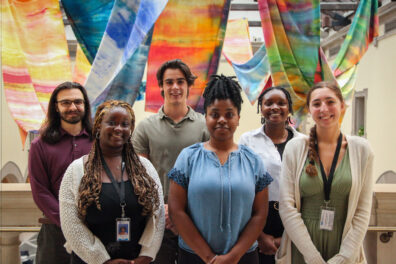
[276, 135, 374, 264]
[59, 156, 165, 264]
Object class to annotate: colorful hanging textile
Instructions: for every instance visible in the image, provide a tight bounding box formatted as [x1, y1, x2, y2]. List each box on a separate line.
[72, 44, 92, 85]
[91, 30, 154, 112]
[145, 0, 232, 113]
[332, 0, 378, 101]
[85, 0, 168, 106]
[223, 19, 253, 64]
[61, 0, 114, 63]
[332, 0, 378, 77]
[258, 0, 321, 117]
[2, 0, 71, 145]
[222, 18, 271, 103]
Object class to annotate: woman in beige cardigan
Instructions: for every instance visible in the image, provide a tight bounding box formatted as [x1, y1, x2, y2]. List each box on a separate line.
[276, 82, 374, 264]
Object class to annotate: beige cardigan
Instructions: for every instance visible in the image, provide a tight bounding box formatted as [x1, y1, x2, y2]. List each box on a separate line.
[276, 135, 374, 264]
[59, 156, 165, 264]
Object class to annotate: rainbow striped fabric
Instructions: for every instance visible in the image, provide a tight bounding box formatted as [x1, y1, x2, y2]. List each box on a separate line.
[145, 0, 232, 113]
[2, 0, 71, 145]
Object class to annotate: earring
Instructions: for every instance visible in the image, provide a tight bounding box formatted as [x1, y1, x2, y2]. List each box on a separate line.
[261, 116, 265, 125]
[96, 131, 100, 139]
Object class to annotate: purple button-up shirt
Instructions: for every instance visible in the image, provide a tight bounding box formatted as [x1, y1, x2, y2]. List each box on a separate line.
[28, 129, 92, 226]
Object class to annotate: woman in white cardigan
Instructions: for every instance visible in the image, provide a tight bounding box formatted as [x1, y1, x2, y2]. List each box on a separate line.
[277, 82, 374, 264]
[60, 101, 165, 264]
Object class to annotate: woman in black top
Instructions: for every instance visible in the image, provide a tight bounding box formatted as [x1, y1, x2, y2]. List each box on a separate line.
[239, 86, 300, 264]
[60, 100, 165, 264]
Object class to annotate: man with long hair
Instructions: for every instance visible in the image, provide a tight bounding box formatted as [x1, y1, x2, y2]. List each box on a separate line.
[28, 82, 93, 264]
[132, 59, 209, 263]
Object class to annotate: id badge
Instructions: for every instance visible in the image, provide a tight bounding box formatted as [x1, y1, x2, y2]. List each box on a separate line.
[116, 218, 131, 242]
[319, 206, 335, 231]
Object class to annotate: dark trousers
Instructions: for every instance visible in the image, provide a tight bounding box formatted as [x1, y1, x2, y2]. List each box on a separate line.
[36, 224, 71, 264]
[179, 248, 259, 264]
[259, 201, 284, 264]
[153, 229, 179, 264]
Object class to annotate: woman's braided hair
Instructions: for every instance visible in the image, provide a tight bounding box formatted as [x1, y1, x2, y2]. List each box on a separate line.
[203, 75, 243, 114]
[305, 81, 344, 177]
[78, 100, 159, 219]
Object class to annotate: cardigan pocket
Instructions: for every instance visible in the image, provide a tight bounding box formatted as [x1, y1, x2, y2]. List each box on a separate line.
[275, 234, 290, 264]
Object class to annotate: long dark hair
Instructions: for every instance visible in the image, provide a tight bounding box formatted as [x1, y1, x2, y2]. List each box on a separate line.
[39, 82, 92, 144]
[78, 100, 159, 219]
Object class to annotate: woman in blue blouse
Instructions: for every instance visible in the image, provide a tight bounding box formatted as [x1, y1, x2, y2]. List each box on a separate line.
[168, 75, 273, 264]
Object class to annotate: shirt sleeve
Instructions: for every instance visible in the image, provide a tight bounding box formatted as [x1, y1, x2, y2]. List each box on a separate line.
[59, 160, 110, 264]
[327, 144, 375, 264]
[279, 141, 326, 264]
[28, 140, 61, 226]
[138, 157, 165, 260]
[167, 148, 190, 189]
[255, 156, 273, 193]
[132, 121, 149, 155]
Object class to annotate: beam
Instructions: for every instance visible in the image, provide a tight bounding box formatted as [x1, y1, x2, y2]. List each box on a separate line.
[230, 2, 358, 11]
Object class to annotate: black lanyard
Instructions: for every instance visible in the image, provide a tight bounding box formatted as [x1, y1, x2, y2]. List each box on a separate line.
[100, 154, 126, 215]
[316, 133, 343, 202]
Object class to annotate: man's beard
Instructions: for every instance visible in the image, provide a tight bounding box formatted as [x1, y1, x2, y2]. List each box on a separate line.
[59, 110, 85, 124]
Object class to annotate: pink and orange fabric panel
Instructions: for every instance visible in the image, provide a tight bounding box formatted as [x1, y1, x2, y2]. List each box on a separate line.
[2, 0, 72, 145]
[145, 0, 231, 113]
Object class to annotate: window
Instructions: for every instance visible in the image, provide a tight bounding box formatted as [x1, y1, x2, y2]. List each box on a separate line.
[352, 89, 368, 137]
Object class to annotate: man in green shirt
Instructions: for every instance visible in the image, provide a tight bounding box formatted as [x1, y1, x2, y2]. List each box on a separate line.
[132, 59, 209, 264]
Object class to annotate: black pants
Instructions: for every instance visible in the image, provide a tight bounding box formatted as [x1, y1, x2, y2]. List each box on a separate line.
[179, 248, 259, 264]
[153, 229, 179, 264]
[36, 224, 71, 264]
[259, 201, 284, 264]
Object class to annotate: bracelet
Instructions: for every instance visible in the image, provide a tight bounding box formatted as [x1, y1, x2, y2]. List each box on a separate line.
[207, 255, 217, 264]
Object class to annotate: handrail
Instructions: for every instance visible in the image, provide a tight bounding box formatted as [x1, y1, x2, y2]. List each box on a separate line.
[0, 227, 40, 232]
[368, 226, 396, 232]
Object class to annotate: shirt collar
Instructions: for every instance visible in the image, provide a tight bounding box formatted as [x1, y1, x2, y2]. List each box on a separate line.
[60, 127, 90, 137]
[158, 105, 196, 121]
[253, 125, 298, 138]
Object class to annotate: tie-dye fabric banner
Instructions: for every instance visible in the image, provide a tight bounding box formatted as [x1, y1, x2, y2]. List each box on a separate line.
[72, 44, 92, 85]
[258, 0, 321, 117]
[61, 0, 114, 63]
[85, 0, 168, 107]
[222, 18, 271, 103]
[2, 0, 71, 145]
[223, 19, 253, 64]
[332, 0, 378, 101]
[145, 0, 232, 113]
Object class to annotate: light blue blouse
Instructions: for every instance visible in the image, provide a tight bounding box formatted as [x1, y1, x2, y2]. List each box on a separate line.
[168, 143, 273, 255]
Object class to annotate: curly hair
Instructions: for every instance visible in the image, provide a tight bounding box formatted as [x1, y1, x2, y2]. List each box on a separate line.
[305, 81, 344, 177]
[202, 75, 243, 114]
[77, 100, 159, 219]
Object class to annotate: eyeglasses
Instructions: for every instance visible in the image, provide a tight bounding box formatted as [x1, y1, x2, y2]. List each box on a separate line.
[56, 99, 85, 107]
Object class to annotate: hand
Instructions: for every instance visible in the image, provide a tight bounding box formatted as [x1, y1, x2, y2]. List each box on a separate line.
[274, 237, 281, 248]
[257, 232, 278, 255]
[104, 259, 132, 264]
[213, 253, 239, 264]
[165, 204, 178, 235]
[131, 256, 153, 264]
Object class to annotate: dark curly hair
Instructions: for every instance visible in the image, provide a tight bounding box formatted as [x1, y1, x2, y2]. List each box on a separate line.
[78, 100, 159, 219]
[202, 75, 243, 114]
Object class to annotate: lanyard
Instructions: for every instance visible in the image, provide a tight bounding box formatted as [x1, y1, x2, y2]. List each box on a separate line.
[316, 133, 343, 202]
[100, 154, 126, 217]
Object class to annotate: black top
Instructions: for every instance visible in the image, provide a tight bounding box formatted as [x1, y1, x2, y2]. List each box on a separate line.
[274, 128, 294, 159]
[85, 180, 146, 260]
